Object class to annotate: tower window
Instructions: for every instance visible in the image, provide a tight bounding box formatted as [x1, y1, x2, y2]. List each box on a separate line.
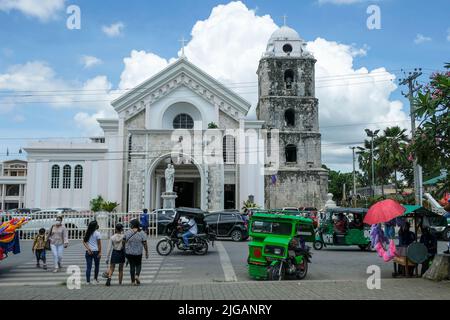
[173, 113, 194, 129]
[284, 69, 295, 89]
[284, 109, 295, 127]
[283, 44, 293, 54]
[285, 144, 297, 163]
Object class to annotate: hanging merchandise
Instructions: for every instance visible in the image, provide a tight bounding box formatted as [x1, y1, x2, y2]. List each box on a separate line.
[0, 217, 30, 261]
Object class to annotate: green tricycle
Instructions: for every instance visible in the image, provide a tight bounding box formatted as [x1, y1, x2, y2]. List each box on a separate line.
[247, 211, 315, 281]
[313, 207, 371, 251]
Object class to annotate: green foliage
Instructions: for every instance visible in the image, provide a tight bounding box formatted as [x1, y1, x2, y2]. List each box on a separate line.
[208, 122, 219, 129]
[90, 195, 104, 212]
[323, 165, 354, 202]
[356, 126, 411, 194]
[242, 199, 259, 211]
[102, 201, 119, 213]
[412, 63, 450, 195]
[90, 196, 119, 212]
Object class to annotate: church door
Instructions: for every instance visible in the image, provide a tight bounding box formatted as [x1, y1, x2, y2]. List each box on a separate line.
[174, 182, 194, 208]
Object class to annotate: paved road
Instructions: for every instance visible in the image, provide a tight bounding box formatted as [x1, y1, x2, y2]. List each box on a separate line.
[0, 238, 448, 299]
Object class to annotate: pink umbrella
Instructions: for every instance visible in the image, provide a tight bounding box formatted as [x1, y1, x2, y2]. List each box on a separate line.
[364, 199, 406, 225]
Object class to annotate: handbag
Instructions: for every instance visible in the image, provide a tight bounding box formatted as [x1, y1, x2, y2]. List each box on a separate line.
[44, 226, 53, 251]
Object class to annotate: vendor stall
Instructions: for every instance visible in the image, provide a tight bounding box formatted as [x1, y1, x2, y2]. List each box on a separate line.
[0, 217, 29, 261]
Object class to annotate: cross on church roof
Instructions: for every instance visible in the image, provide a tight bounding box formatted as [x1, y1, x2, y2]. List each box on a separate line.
[179, 36, 187, 57]
[282, 14, 288, 26]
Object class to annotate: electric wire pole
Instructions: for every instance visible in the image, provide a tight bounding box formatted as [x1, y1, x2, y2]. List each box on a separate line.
[350, 146, 357, 207]
[399, 68, 423, 206]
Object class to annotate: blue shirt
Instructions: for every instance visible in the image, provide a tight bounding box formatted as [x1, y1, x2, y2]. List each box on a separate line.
[140, 213, 149, 228]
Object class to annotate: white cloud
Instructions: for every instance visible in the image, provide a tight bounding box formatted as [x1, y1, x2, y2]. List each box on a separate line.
[102, 22, 125, 38]
[81, 55, 103, 69]
[116, 1, 407, 171]
[414, 33, 432, 44]
[119, 50, 171, 90]
[0, 0, 65, 21]
[0, 61, 116, 135]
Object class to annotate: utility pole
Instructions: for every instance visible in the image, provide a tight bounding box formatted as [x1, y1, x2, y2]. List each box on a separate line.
[399, 68, 423, 206]
[350, 146, 357, 207]
[365, 129, 380, 198]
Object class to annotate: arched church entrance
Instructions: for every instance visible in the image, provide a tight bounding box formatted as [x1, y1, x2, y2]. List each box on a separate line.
[145, 154, 204, 210]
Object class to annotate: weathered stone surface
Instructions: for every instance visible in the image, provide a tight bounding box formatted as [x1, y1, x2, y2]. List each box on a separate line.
[257, 55, 328, 209]
[423, 254, 450, 281]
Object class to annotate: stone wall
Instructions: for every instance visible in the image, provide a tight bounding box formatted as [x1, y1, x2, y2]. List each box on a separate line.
[264, 169, 328, 209]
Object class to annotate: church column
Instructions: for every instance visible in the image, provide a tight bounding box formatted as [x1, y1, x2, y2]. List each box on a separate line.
[155, 176, 161, 209]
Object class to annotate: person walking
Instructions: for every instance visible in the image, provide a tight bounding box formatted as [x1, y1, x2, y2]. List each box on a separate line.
[83, 220, 102, 285]
[419, 226, 437, 276]
[32, 228, 47, 270]
[105, 223, 125, 286]
[47, 215, 68, 273]
[124, 219, 148, 285]
[140, 209, 150, 236]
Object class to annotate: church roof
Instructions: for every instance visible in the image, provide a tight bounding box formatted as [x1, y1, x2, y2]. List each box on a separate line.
[112, 57, 251, 121]
[268, 26, 301, 43]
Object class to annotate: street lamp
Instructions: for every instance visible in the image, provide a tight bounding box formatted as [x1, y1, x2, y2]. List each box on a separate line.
[365, 129, 380, 197]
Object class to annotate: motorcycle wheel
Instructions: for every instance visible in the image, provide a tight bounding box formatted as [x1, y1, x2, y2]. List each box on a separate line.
[296, 260, 308, 280]
[313, 241, 323, 250]
[193, 238, 208, 256]
[156, 239, 173, 256]
[268, 262, 284, 281]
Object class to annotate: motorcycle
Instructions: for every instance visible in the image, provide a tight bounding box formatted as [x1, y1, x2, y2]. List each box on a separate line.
[267, 246, 312, 281]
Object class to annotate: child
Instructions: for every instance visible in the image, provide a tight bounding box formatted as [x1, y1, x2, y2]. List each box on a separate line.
[105, 223, 125, 286]
[32, 228, 47, 270]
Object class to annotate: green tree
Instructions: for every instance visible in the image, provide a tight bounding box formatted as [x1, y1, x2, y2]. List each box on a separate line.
[90, 195, 104, 212]
[323, 165, 353, 204]
[102, 201, 119, 213]
[412, 63, 450, 196]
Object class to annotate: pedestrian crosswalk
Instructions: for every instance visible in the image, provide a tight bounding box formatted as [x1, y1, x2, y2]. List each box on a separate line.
[0, 241, 185, 287]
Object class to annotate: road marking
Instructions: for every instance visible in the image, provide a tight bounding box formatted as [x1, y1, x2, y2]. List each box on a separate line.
[216, 241, 237, 282]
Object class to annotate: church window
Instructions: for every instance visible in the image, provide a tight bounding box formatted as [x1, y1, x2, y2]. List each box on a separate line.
[284, 109, 295, 127]
[74, 165, 83, 189]
[173, 114, 194, 129]
[285, 144, 297, 163]
[223, 135, 236, 164]
[128, 135, 132, 163]
[63, 165, 71, 189]
[284, 69, 295, 89]
[283, 44, 293, 54]
[51, 165, 60, 189]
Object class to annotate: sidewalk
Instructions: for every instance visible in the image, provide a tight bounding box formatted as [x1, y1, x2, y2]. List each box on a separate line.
[2, 279, 449, 300]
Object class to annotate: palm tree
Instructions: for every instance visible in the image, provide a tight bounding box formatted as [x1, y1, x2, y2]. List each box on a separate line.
[378, 126, 410, 194]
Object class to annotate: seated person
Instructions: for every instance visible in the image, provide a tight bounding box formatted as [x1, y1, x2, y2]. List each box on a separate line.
[349, 215, 363, 230]
[419, 226, 437, 276]
[398, 222, 415, 247]
[334, 213, 348, 233]
[178, 217, 198, 248]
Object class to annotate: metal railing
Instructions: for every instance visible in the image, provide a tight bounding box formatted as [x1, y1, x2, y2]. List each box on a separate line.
[9, 211, 158, 241]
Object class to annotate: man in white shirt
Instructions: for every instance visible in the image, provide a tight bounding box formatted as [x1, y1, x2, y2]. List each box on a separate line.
[181, 217, 198, 248]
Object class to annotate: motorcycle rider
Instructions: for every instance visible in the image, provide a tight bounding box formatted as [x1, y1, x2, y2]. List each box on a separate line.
[179, 216, 198, 249]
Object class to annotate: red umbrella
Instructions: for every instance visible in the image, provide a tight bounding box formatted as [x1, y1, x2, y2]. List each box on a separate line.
[364, 199, 406, 225]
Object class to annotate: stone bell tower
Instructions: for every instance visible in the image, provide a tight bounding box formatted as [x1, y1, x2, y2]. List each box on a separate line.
[256, 25, 328, 209]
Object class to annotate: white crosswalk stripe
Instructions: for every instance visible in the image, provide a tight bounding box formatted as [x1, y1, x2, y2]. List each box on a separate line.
[0, 243, 185, 287]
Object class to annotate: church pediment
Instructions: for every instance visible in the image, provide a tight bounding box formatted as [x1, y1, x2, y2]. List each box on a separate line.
[112, 58, 251, 122]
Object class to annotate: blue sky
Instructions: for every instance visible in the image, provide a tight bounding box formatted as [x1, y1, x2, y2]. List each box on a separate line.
[0, 0, 449, 170]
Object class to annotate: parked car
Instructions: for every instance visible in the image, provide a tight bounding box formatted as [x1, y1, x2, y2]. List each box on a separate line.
[428, 215, 450, 241]
[204, 211, 249, 241]
[18, 210, 90, 239]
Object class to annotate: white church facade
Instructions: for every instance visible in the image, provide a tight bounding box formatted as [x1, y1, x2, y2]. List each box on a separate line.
[24, 25, 328, 212]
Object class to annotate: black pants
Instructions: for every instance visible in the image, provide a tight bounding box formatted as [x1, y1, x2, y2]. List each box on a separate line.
[126, 254, 142, 282]
[35, 249, 46, 264]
